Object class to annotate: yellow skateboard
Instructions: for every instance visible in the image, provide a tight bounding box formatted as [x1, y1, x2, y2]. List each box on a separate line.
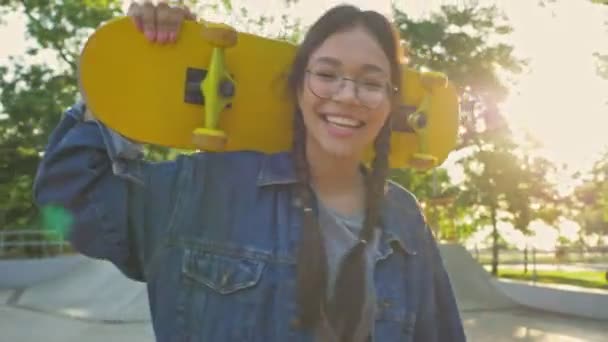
[78, 17, 459, 170]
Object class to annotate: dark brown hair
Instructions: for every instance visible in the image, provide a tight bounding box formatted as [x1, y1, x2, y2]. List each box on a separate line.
[287, 5, 404, 340]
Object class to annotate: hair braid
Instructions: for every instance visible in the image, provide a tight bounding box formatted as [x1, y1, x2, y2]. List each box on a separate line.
[293, 109, 328, 328]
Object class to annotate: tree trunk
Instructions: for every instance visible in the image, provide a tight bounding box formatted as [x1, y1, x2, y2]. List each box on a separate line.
[523, 246, 528, 274]
[491, 209, 499, 276]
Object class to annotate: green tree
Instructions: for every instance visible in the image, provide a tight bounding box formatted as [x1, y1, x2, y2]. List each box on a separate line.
[595, 52, 608, 80]
[394, 4, 523, 103]
[457, 102, 560, 275]
[193, 0, 302, 42]
[572, 151, 608, 245]
[394, 4, 566, 275]
[0, 0, 123, 232]
[591, 0, 608, 105]
[390, 4, 531, 251]
[457, 110, 519, 276]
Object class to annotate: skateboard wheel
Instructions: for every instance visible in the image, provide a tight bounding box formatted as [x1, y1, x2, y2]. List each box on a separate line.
[407, 112, 427, 131]
[202, 23, 238, 48]
[409, 154, 437, 170]
[420, 72, 447, 90]
[220, 80, 235, 97]
[192, 128, 227, 151]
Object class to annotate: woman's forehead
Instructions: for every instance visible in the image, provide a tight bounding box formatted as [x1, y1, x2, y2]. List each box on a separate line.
[310, 56, 387, 76]
[308, 28, 390, 73]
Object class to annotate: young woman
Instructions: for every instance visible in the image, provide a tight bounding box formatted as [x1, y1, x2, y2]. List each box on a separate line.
[34, 2, 466, 341]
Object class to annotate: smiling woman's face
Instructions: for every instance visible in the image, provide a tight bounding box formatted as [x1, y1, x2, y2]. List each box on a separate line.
[298, 25, 393, 160]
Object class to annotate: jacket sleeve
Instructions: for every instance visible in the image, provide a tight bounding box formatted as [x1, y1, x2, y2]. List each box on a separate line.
[33, 102, 179, 282]
[414, 226, 467, 341]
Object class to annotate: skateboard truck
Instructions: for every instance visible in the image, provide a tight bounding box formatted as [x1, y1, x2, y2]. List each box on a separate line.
[407, 71, 448, 170]
[192, 22, 238, 151]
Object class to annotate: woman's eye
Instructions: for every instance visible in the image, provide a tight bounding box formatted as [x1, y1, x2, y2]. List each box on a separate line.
[361, 80, 384, 90]
[317, 72, 338, 80]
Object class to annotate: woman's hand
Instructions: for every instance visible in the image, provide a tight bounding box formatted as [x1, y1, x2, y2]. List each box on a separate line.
[127, 1, 196, 44]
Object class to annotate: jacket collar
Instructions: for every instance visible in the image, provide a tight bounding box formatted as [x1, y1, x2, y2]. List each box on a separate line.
[256, 152, 299, 187]
[256, 152, 418, 255]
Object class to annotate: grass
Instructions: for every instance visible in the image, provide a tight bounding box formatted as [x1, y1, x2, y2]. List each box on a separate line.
[498, 268, 608, 290]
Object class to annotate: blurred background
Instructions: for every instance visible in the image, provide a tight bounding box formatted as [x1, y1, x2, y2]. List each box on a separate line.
[1, 0, 608, 341]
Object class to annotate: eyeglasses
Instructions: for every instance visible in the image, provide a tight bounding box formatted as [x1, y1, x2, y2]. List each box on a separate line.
[305, 69, 394, 109]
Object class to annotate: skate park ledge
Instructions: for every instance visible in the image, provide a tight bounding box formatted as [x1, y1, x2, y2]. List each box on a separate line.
[495, 277, 608, 321]
[0, 255, 85, 289]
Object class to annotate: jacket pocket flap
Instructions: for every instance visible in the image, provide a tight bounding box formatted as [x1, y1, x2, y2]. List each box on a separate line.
[182, 249, 265, 295]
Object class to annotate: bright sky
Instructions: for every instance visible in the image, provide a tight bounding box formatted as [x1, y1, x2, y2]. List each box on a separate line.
[1, 0, 607, 247]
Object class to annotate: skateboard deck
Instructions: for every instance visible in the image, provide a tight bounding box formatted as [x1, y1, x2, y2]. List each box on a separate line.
[78, 17, 459, 170]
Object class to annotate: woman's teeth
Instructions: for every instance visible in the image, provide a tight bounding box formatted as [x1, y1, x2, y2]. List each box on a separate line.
[324, 115, 363, 128]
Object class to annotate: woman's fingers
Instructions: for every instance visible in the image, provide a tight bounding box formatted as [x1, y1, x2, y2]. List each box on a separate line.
[127, 1, 194, 43]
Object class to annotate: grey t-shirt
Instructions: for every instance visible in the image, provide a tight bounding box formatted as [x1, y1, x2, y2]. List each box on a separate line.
[315, 200, 380, 342]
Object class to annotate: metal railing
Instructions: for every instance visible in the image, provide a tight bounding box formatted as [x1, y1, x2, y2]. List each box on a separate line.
[0, 229, 72, 258]
[469, 245, 608, 266]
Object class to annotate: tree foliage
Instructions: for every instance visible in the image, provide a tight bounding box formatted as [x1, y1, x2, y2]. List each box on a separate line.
[572, 151, 608, 240]
[0, 0, 122, 230]
[390, 4, 527, 245]
[391, 4, 568, 275]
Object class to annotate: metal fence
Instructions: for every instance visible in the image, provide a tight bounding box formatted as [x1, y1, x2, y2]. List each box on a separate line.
[468, 245, 608, 269]
[0, 229, 73, 258]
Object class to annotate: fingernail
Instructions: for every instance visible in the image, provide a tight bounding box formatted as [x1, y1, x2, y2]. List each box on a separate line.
[145, 30, 155, 42]
[157, 32, 168, 43]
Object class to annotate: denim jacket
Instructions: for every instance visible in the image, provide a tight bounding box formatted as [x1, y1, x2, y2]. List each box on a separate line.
[33, 102, 466, 342]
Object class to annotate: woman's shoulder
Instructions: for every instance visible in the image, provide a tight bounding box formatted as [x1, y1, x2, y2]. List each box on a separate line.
[385, 180, 425, 217]
[175, 150, 267, 167]
[168, 150, 286, 184]
[383, 180, 431, 252]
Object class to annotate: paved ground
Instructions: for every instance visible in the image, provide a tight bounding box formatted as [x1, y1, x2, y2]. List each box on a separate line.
[462, 309, 608, 341]
[0, 245, 606, 341]
[439, 244, 608, 341]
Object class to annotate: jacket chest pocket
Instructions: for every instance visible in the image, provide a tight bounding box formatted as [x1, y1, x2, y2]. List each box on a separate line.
[182, 249, 265, 294]
[176, 248, 268, 341]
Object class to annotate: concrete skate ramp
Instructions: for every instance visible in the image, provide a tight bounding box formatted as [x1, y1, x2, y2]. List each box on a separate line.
[14, 258, 150, 323]
[438, 244, 518, 312]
